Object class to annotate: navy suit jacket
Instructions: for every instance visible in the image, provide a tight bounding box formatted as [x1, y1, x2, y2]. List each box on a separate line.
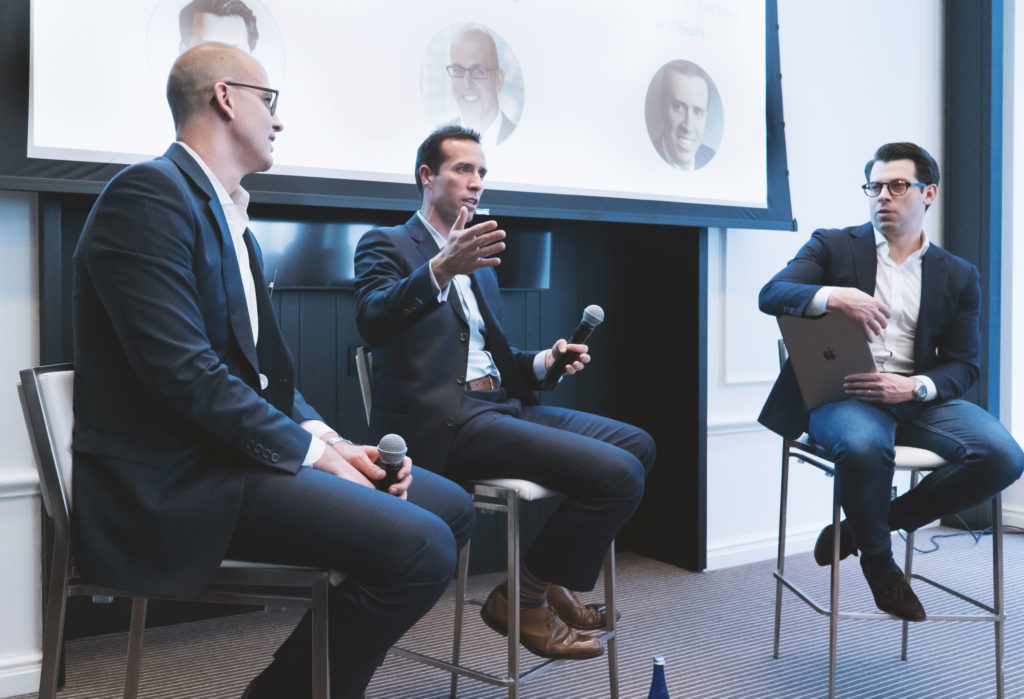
[72, 144, 321, 597]
[757, 223, 981, 439]
[353, 215, 540, 473]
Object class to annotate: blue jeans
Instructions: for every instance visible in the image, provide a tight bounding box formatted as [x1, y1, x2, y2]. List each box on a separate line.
[808, 398, 1023, 557]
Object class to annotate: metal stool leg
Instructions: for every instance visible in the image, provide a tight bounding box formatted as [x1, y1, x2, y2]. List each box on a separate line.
[124, 597, 147, 699]
[827, 483, 840, 699]
[773, 445, 791, 659]
[449, 541, 471, 699]
[603, 546, 619, 699]
[506, 489, 521, 699]
[900, 470, 920, 661]
[993, 494, 1004, 699]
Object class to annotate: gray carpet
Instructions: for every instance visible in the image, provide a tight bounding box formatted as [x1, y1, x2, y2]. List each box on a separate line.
[15, 528, 1021, 698]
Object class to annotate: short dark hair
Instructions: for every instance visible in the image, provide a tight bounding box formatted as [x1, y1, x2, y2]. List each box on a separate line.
[661, 59, 710, 107]
[179, 0, 259, 53]
[414, 126, 481, 196]
[864, 142, 940, 186]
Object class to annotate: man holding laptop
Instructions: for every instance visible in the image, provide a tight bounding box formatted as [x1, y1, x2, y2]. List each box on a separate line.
[758, 142, 1023, 620]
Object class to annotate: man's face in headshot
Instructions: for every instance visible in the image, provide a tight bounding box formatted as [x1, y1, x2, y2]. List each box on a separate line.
[181, 12, 251, 53]
[449, 30, 504, 127]
[661, 70, 710, 169]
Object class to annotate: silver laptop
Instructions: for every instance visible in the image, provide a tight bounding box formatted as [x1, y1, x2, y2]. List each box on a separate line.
[778, 313, 876, 409]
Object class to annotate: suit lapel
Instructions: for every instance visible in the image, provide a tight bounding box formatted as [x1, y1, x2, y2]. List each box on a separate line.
[849, 224, 878, 295]
[914, 246, 948, 367]
[165, 144, 259, 374]
[405, 215, 469, 326]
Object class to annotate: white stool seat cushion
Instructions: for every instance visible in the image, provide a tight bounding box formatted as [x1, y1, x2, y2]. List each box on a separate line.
[469, 478, 561, 501]
[893, 446, 950, 471]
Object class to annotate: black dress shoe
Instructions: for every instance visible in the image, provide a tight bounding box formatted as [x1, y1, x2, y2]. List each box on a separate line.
[866, 571, 927, 621]
[813, 520, 858, 566]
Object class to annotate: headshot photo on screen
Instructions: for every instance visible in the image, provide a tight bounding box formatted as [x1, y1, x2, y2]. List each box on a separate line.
[145, 0, 286, 92]
[420, 22, 525, 147]
[644, 59, 723, 172]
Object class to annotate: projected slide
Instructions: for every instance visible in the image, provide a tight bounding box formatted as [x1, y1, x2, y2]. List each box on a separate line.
[29, 0, 766, 208]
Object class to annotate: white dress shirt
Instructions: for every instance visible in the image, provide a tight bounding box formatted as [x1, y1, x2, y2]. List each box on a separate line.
[177, 142, 331, 464]
[418, 212, 549, 382]
[806, 228, 937, 400]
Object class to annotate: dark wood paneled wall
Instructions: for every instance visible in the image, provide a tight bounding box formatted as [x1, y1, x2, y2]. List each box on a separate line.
[40, 194, 705, 636]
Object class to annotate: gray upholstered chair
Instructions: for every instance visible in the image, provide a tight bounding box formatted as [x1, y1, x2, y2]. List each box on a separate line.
[20, 364, 333, 699]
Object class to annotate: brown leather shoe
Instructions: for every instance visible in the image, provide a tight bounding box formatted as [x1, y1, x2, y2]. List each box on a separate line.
[546, 585, 617, 630]
[480, 585, 604, 660]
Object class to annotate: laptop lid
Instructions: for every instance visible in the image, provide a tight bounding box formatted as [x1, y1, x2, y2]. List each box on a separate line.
[778, 313, 876, 409]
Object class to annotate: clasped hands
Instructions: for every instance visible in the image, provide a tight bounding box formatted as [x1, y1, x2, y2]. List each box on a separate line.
[827, 287, 916, 403]
[313, 435, 412, 498]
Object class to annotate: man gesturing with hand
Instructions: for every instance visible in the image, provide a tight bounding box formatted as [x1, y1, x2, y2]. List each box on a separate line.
[354, 127, 655, 661]
[758, 142, 1023, 621]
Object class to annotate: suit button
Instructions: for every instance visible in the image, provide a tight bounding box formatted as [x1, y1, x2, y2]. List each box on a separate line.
[254, 443, 263, 453]
[271, 453, 279, 463]
[245, 439, 254, 449]
[263, 448, 272, 459]
[459, 332, 468, 342]
[445, 417, 456, 427]
[456, 375, 465, 385]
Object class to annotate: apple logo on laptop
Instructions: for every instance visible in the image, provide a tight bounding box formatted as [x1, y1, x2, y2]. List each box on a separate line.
[823, 348, 837, 361]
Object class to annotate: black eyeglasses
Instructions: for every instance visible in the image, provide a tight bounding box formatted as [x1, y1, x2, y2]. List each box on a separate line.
[445, 64, 496, 80]
[224, 81, 279, 115]
[861, 179, 928, 197]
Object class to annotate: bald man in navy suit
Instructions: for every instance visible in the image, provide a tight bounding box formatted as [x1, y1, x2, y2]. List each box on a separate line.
[72, 43, 474, 699]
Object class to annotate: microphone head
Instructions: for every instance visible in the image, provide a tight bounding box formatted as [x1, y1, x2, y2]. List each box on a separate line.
[377, 433, 407, 467]
[581, 304, 605, 328]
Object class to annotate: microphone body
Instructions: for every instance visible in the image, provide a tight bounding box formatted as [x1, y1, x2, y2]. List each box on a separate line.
[538, 305, 605, 391]
[375, 434, 407, 493]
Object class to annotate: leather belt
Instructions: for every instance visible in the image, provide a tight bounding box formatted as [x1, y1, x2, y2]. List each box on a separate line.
[466, 375, 500, 391]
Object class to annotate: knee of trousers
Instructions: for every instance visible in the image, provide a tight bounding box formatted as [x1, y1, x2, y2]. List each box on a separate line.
[832, 442, 895, 483]
[602, 454, 648, 510]
[383, 518, 459, 588]
[633, 428, 658, 474]
[987, 441, 1024, 490]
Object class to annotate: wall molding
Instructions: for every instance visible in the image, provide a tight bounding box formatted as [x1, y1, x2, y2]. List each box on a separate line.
[0, 469, 39, 502]
[706, 523, 819, 570]
[707, 419, 768, 437]
[0, 651, 41, 699]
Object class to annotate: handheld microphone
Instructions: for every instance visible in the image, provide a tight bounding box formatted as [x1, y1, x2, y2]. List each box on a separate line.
[376, 434, 407, 494]
[538, 304, 605, 391]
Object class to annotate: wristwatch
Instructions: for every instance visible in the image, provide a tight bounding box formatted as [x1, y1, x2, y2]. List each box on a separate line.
[325, 435, 352, 448]
[912, 377, 928, 401]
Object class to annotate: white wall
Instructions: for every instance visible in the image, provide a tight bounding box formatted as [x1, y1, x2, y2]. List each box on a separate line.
[1002, 0, 1024, 526]
[0, 191, 42, 697]
[705, 1, 944, 568]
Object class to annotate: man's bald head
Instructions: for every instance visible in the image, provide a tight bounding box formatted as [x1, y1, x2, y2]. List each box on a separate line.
[166, 42, 263, 130]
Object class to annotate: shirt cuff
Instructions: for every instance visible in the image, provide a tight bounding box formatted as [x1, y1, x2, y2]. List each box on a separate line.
[806, 286, 834, 316]
[913, 375, 938, 401]
[532, 349, 561, 383]
[300, 420, 333, 466]
[428, 261, 451, 303]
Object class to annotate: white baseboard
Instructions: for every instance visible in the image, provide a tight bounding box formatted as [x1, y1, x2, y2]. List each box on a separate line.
[0, 651, 41, 699]
[706, 525, 820, 570]
[1003, 504, 1024, 530]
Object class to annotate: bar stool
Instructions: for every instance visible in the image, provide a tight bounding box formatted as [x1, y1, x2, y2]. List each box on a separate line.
[355, 348, 618, 698]
[770, 342, 1004, 699]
